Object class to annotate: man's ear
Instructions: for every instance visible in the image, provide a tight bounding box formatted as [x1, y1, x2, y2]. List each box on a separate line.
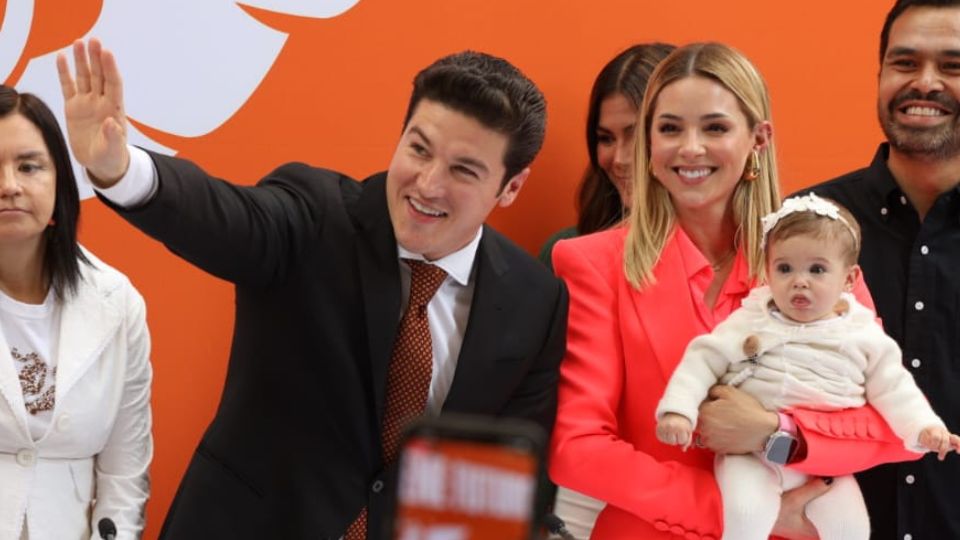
[497, 167, 530, 208]
[844, 264, 862, 292]
[752, 120, 774, 152]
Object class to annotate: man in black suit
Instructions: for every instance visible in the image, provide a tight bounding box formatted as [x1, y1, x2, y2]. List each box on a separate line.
[58, 39, 567, 539]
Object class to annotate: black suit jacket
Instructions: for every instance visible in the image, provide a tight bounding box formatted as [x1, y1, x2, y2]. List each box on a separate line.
[107, 152, 567, 539]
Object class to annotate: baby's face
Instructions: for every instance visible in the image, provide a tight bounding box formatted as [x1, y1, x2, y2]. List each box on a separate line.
[766, 234, 857, 323]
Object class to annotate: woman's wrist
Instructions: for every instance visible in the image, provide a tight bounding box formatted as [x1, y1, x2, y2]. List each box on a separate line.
[778, 411, 808, 464]
[760, 410, 779, 448]
[777, 411, 798, 436]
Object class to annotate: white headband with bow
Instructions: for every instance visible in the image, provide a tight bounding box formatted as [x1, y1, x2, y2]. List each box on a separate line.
[761, 193, 858, 250]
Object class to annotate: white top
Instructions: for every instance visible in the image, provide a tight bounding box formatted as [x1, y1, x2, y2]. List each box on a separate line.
[92, 145, 482, 415]
[0, 289, 60, 441]
[656, 286, 945, 452]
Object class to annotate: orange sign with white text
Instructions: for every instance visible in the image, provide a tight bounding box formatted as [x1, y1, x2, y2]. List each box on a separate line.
[395, 438, 538, 540]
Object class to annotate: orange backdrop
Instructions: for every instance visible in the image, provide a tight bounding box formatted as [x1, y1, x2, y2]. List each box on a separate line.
[5, 0, 890, 537]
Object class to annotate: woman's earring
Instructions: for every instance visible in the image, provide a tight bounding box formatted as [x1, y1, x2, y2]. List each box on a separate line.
[742, 149, 761, 181]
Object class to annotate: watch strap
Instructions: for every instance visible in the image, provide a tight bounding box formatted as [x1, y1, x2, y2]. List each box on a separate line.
[777, 411, 797, 437]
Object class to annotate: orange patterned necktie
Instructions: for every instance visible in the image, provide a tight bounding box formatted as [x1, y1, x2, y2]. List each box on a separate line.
[344, 259, 447, 540]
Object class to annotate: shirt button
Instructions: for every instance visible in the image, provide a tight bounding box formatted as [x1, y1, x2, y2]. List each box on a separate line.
[911, 358, 921, 368]
[904, 534, 913, 540]
[371, 479, 384, 493]
[905, 474, 915, 484]
[900, 195, 908, 205]
[881, 207, 889, 216]
[915, 301, 924, 311]
[15, 449, 36, 467]
[920, 245, 929, 255]
[56, 413, 71, 432]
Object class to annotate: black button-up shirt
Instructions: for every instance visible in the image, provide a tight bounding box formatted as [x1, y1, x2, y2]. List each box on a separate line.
[809, 144, 960, 539]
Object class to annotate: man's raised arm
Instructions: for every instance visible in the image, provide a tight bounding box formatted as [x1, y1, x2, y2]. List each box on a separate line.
[57, 38, 130, 187]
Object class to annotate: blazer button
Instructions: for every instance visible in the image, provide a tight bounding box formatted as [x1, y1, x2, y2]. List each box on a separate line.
[16, 449, 36, 467]
[56, 413, 71, 432]
[371, 480, 384, 493]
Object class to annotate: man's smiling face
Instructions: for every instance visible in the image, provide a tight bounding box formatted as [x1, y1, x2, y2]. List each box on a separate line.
[878, 5, 960, 159]
[386, 99, 527, 261]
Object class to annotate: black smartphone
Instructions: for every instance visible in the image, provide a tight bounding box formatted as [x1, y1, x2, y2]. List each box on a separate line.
[388, 413, 549, 540]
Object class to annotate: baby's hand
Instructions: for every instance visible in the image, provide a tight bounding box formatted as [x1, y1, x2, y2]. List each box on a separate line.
[657, 413, 694, 449]
[918, 426, 960, 461]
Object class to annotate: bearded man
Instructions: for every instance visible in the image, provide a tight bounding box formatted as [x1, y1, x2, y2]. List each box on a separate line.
[810, 1, 960, 538]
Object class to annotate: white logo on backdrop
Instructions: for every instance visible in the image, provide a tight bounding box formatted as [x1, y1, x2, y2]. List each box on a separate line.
[1, 0, 360, 198]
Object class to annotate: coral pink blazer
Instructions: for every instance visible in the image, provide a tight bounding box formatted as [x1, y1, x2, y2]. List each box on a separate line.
[549, 226, 919, 540]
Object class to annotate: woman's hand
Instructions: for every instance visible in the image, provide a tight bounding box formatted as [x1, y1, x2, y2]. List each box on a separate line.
[771, 477, 830, 540]
[698, 384, 778, 454]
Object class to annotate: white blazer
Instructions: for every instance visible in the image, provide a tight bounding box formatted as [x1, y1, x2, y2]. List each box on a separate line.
[0, 249, 152, 540]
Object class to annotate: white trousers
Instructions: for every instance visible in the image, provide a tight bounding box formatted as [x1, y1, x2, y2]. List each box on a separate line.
[552, 486, 605, 539]
[716, 454, 869, 540]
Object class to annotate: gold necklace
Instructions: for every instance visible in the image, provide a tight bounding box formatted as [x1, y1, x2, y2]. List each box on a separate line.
[710, 250, 736, 272]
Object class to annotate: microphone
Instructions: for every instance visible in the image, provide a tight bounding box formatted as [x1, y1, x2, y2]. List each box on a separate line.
[544, 513, 576, 540]
[97, 518, 117, 540]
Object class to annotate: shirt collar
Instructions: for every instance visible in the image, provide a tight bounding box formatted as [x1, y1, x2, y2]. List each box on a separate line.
[865, 144, 909, 222]
[397, 227, 483, 286]
[868, 143, 960, 221]
[674, 226, 752, 293]
[866, 144, 902, 201]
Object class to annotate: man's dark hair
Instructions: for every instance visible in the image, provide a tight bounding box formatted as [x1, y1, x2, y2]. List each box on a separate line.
[880, 0, 960, 63]
[0, 86, 89, 300]
[402, 51, 546, 188]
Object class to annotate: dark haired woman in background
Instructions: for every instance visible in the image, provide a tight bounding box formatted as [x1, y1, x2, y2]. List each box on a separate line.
[0, 86, 152, 539]
[540, 43, 673, 539]
[539, 43, 674, 274]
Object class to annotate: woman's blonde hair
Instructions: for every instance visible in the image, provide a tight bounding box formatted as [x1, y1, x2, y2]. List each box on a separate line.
[624, 42, 781, 289]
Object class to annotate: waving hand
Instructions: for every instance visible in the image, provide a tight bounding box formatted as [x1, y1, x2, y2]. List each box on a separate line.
[56, 39, 130, 187]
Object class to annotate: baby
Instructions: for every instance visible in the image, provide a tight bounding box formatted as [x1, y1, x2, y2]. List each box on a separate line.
[655, 194, 959, 540]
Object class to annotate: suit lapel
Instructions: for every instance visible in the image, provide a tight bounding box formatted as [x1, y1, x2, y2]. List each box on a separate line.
[351, 172, 401, 420]
[55, 277, 122, 401]
[442, 228, 508, 412]
[0, 268, 121, 442]
[629, 232, 704, 382]
[0, 329, 30, 440]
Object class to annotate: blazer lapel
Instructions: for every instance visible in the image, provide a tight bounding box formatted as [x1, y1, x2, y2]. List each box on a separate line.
[442, 228, 507, 412]
[0, 268, 121, 442]
[55, 272, 123, 401]
[351, 172, 401, 421]
[629, 232, 704, 382]
[0, 330, 30, 441]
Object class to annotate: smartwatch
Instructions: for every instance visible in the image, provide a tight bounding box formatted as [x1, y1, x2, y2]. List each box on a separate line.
[762, 412, 798, 465]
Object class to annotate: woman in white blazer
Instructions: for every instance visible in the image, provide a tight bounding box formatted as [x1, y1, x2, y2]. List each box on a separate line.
[0, 86, 151, 539]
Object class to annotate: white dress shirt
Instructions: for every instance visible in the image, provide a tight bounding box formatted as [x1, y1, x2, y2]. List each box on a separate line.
[91, 147, 479, 415]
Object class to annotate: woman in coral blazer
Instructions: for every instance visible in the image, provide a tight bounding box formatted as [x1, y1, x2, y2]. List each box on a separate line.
[549, 43, 917, 540]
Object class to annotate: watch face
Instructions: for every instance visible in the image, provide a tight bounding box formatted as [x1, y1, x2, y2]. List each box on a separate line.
[765, 434, 796, 465]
